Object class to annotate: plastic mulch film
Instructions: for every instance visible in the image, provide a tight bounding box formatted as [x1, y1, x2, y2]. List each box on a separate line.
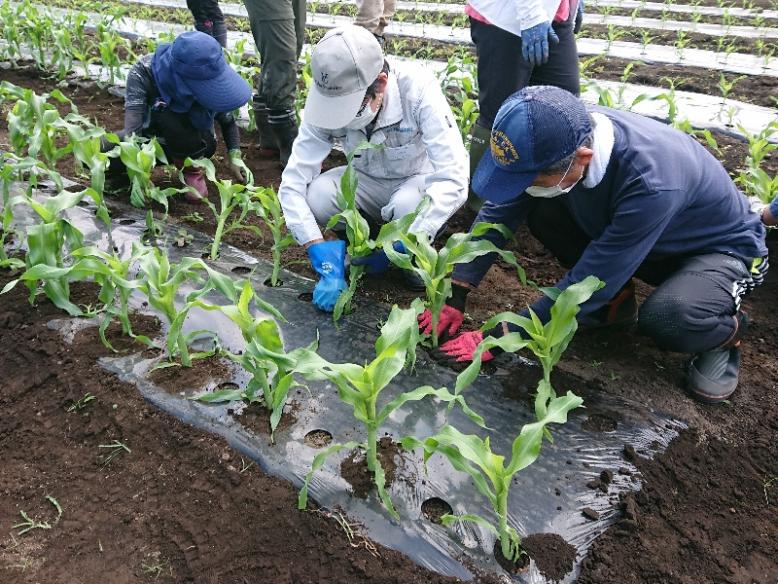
[9, 187, 685, 582]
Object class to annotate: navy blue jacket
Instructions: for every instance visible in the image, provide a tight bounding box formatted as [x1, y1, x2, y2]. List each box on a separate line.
[454, 106, 768, 323]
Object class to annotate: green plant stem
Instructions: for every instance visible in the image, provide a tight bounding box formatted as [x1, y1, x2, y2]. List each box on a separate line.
[211, 212, 229, 260]
[177, 333, 191, 367]
[497, 488, 511, 560]
[271, 246, 281, 286]
[366, 399, 378, 472]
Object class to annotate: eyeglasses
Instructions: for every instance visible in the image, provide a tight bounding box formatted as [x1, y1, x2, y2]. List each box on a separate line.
[355, 92, 373, 117]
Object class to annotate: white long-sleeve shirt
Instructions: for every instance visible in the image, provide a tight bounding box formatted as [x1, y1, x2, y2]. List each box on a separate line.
[467, 0, 564, 36]
[278, 61, 469, 246]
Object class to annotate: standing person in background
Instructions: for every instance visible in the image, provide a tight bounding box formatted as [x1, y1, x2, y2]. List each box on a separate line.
[355, 0, 397, 45]
[465, 0, 584, 208]
[243, 0, 306, 166]
[186, 0, 228, 47]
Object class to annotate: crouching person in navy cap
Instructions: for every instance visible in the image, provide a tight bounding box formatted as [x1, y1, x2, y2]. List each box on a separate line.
[421, 85, 768, 404]
[105, 31, 252, 202]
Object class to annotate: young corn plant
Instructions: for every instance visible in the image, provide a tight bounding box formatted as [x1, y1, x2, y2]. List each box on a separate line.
[379, 207, 528, 348]
[252, 186, 295, 287]
[295, 300, 485, 518]
[327, 142, 384, 322]
[135, 248, 209, 366]
[190, 281, 311, 440]
[115, 135, 178, 212]
[1, 185, 110, 315]
[181, 159, 263, 260]
[400, 391, 583, 564]
[7, 87, 75, 167]
[455, 276, 604, 417]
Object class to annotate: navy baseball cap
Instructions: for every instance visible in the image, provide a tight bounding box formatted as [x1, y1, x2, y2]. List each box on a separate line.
[164, 31, 251, 112]
[472, 86, 593, 203]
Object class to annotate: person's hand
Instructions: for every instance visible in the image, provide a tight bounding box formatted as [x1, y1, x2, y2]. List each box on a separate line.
[574, 0, 584, 34]
[433, 331, 493, 365]
[308, 240, 348, 312]
[521, 21, 559, 66]
[417, 283, 470, 339]
[228, 149, 253, 185]
[351, 241, 406, 274]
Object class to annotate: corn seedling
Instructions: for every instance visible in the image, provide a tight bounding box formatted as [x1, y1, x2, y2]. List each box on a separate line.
[295, 300, 485, 518]
[326, 141, 385, 322]
[252, 186, 295, 287]
[0, 185, 114, 315]
[455, 277, 604, 417]
[401, 392, 583, 563]
[379, 207, 528, 348]
[191, 283, 311, 440]
[7, 86, 75, 167]
[115, 135, 177, 212]
[135, 248, 210, 366]
[181, 158, 263, 260]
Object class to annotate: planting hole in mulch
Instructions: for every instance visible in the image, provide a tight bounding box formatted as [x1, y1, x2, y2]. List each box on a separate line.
[582, 413, 619, 433]
[340, 437, 399, 498]
[298, 292, 313, 302]
[231, 265, 251, 275]
[304, 429, 333, 448]
[118, 218, 136, 226]
[420, 497, 452, 524]
[264, 276, 284, 287]
[521, 533, 577, 583]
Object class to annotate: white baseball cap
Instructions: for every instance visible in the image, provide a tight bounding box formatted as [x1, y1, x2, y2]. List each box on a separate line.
[304, 25, 384, 129]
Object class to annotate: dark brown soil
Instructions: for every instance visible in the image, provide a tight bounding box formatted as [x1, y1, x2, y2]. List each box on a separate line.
[340, 436, 401, 498]
[235, 399, 301, 439]
[147, 354, 233, 394]
[0, 271, 494, 584]
[492, 540, 531, 575]
[522, 533, 577, 583]
[2, 61, 778, 584]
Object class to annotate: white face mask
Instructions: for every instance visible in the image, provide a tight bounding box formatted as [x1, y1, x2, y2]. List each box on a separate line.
[525, 156, 580, 198]
[345, 94, 381, 130]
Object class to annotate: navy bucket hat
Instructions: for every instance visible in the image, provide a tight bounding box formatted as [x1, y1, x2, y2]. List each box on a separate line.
[472, 86, 593, 204]
[153, 31, 251, 115]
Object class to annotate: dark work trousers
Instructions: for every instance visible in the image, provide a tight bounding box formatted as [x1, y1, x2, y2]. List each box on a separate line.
[186, 0, 227, 47]
[243, 0, 306, 122]
[470, 12, 580, 130]
[107, 111, 217, 179]
[526, 197, 760, 355]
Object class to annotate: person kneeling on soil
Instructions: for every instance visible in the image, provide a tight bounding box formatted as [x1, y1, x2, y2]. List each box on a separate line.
[423, 85, 769, 404]
[106, 31, 252, 202]
[277, 25, 468, 312]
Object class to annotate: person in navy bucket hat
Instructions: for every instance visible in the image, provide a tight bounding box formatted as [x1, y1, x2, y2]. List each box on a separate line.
[418, 85, 769, 404]
[105, 31, 252, 201]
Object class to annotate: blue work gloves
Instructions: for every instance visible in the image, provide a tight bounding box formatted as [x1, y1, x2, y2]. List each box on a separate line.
[308, 240, 347, 312]
[521, 21, 559, 66]
[574, 0, 584, 34]
[350, 241, 407, 274]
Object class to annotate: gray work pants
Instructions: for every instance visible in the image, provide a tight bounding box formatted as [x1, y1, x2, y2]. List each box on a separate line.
[243, 0, 306, 113]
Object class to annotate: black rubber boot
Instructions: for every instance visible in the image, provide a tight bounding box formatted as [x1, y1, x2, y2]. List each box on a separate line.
[467, 124, 491, 213]
[268, 111, 299, 167]
[252, 96, 280, 158]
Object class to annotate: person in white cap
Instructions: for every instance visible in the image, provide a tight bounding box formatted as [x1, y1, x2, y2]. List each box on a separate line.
[278, 25, 468, 313]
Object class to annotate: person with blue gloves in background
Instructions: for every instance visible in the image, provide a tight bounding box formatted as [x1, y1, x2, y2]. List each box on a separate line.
[424, 86, 768, 404]
[277, 26, 468, 312]
[464, 0, 583, 208]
